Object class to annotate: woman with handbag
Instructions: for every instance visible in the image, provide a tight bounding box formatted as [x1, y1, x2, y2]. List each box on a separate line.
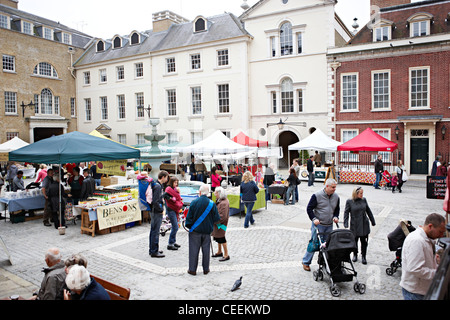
[396, 160, 407, 193]
[164, 176, 183, 251]
[343, 187, 376, 264]
[285, 168, 300, 205]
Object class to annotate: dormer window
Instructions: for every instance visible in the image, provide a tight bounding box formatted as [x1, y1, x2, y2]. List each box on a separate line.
[371, 19, 393, 42]
[113, 36, 122, 49]
[407, 12, 433, 38]
[0, 14, 9, 29]
[130, 32, 140, 45]
[97, 40, 105, 52]
[194, 17, 207, 33]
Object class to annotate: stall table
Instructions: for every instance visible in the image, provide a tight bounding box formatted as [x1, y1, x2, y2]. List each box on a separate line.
[212, 189, 266, 216]
[268, 184, 287, 204]
[339, 171, 377, 185]
[0, 195, 45, 222]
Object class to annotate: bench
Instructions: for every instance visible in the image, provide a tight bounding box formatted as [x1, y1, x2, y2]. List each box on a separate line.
[91, 275, 131, 300]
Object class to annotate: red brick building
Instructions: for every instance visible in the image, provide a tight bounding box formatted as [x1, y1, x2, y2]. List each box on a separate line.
[328, 0, 450, 174]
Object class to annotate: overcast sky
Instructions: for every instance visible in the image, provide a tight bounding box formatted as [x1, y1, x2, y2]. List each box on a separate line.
[17, 0, 421, 39]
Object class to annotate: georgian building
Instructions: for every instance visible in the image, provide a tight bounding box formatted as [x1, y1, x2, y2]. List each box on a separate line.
[0, 0, 92, 143]
[328, 0, 450, 174]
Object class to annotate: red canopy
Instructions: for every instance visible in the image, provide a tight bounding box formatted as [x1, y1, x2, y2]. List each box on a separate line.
[232, 131, 268, 147]
[337, 128, 398, 152]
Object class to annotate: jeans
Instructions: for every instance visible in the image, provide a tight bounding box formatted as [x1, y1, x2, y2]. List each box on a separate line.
[94, 179, 101, 187]
[243, 201, 255, 228]
[285, 185, 295, 204]
[149, 210, 163, 255]
[374, 172, 382, 188]
[166, 206, 179, 246]
[302, 222, 333, 266]
[264, 184, 270, 201]
[402, 288, 424, 300]
[308, 172, 315, 186]
[294, 185, 299, 202]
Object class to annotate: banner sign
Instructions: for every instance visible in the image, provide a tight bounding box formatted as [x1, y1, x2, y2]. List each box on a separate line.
[96, 200, 141, 230]
[96, 160, 127, 176]
[426, 176, 447, 199]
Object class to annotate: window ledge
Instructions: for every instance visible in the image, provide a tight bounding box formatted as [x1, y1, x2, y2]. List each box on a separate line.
[408, 107, 431, 111]
[371, 108, 392, 112]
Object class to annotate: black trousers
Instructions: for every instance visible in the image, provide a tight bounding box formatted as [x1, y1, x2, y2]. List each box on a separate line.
[355, 235, 368, 257]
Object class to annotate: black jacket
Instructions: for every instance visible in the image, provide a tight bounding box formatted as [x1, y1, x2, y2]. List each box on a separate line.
[374, 159, 384, 173]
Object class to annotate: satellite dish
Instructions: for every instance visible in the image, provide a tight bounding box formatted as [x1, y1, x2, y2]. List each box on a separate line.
[241, 0, 249, 10]
[259, 128, 266, 136]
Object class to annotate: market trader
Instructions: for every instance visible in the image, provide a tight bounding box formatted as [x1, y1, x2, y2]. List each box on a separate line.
[302, 178, 340, 271]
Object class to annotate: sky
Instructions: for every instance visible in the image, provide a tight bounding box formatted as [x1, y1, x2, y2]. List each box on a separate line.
[17, 0, 421, 39]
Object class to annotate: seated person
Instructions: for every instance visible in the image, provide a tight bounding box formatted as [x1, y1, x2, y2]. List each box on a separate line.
[12, 170, 25, 192]
[64, 265, 110, 300]
[31, 248, 66, 300]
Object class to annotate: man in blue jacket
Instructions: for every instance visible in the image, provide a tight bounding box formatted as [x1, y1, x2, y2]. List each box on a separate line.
[149, 170, 169, 258]
[185, 184, 220, 275]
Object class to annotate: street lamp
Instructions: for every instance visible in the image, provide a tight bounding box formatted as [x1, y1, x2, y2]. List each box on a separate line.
[395, 125, 400, 140]
[21, 100, 35, 117]
[267, 118, 306, 130]
[137, 104, 152, 118]
[441, 125, 446, 140]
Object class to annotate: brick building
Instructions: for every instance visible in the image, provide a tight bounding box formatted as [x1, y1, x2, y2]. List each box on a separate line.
[328, 0, 450, 174]
[0, 0, 92, 144]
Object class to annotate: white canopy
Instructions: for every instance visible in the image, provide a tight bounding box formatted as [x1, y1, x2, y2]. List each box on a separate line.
[0, 136, 29, 153]
[288, 128, 342, 152]
[174, 130, 257, 154]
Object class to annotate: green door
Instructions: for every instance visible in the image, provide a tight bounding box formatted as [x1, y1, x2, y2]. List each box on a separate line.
[410, 138, 429, 174]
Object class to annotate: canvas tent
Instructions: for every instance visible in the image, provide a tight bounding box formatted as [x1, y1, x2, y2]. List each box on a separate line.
[288, 128, 342, 152]
[0, 136, 29, 153]
[232, 131, 268, 147]
[337, 128, 398, 152]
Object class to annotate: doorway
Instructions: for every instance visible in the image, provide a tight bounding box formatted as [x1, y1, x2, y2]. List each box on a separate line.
[278, 131, 299, 168]
[34, 128, 64, 142]
[410, 138, 429, 174]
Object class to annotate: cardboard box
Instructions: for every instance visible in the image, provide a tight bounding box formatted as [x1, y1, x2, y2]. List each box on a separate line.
[271, 199, 284, 204]
[100, 177, 119, 186]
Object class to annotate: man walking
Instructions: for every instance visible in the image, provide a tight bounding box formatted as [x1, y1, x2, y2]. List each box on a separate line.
[400, 213, 445, 300]
[302, 178, 340, 271]
[374, 154, 384, 189]
[149, 170, 169, 258]
[291, 159, 301, 202]
[185, 184, 220, 275]
[307, 155, 314, 187]
[41, 168, 54, 227]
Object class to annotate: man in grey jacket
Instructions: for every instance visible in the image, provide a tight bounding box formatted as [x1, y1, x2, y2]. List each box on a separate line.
[32, 248, 66, 300]
[302, 178, 340, 271]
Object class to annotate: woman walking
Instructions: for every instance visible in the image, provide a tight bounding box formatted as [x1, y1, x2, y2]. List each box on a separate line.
[343, 187, 376, 264]
[164, 176, 183, 250]
[212, 187, 230, 261]
[285, 168, 300, 205]
[396, 160, 406, 193]
[240, 171, 259, 228]
[210, 166, 222, 192]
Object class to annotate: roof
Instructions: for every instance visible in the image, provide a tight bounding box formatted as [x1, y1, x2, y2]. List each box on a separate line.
[337, 128, 398, 152]
[75, 13, 251, 67]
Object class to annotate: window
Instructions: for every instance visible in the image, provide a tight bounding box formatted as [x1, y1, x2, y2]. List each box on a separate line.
[117, 95, 126, 119]
[2, 55, 15, 72]
[118, 134, 127, 144]
[135, 62, 143, 78]
[298, 89, 303, 112]
[99, 69, 107, 83]
[297, 33, 303, 54]
[43, 27, 53, 40]
[375, 26, 390, 41]
[341, 73, 358, 111]
[218, 84, 229, 114]
[217, 49, 229, 67]
[100, 96, 108, 120]
[63, 33, 71, 44]
[54, 96, 60, 115]
[167, 132, 178, 144]
[33, 62, 58, 78]
[194, 18, 206, 32]
[22, 21, 32, 35]
[412, 21, 428, 37]
[85, 98, 91, 121]
[113, 36, 121, 49]
[116, 65, 124, 80]
[372, 71, 390, 110]
[191, 131, 203, 144]
[272, 91, 277, 113]
[191, 86, 202, 115]
[6, 132, 18, 141]
[131, 32, 140, 45]
[135, 92, 144, 118]
[83, 71, 90, 85]
[0, 14, 8, 29]
[167, 89, 177, 116]
[166, 57, 176, 73]
[341, 130, 359, 162]
[70, 98, 76, 117]
[410, 67, 429, 108]
[373, 129, 391, 163]
[190, 54, 201, 70]
[408, 13, 432, 37]
[271, 37, 276, 57]
[40, 89, 53, 114]
[280, 22, 293, 56]
[97, 41, 105, 52]
[4, 92, 17, 114]
[281, 78, 294, 113]
[136, 134, 145, 145]
[34, 95, 39, 113]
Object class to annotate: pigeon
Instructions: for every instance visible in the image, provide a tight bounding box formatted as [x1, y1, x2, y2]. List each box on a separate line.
[231, 276, 242, 292]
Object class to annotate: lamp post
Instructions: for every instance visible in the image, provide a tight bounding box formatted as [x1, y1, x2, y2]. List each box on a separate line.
[395, 125, 400, 140]
[266, 118, 306, 130]
[137, 104, 152, 119]
[441, 125, 446, 140]
[21, 101, 35, 117]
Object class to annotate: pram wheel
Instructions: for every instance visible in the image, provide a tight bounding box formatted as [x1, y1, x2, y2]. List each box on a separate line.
[385, 267, 394, 276]
[353, 282, 366, 294]
[313, 270, 323, 281]
[330, 284, 341, 297]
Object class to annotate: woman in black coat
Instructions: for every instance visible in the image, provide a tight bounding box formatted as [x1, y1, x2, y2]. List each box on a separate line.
[47, 174, 68, 229]
[344, 187, 376, 264]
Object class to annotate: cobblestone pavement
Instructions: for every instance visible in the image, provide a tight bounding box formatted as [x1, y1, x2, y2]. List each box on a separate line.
[0, 175, 444, 301]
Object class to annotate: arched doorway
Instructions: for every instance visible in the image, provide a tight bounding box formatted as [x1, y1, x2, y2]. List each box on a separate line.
[278, 131, 299, 168]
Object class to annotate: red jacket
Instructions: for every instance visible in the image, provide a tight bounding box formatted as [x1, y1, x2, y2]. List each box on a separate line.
[211, 174, 222, 188]
[165, 186, 183, 213]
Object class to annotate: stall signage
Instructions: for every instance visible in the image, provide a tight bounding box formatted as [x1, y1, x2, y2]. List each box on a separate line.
[96, 199, 141, 230]
[426, 176, 447, 199]
[96, 160, 127, 176]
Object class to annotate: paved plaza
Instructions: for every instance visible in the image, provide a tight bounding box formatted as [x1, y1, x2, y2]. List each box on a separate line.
[0, 175, 444, 302]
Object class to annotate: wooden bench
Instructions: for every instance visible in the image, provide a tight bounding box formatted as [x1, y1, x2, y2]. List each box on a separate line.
[91, 275, 131, 300]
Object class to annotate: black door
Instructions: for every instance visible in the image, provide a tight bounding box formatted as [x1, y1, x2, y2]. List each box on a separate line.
[410, 138, 429, 174]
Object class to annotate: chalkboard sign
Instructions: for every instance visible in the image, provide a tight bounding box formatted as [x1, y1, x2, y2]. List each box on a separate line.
[426, 176, 447, 199]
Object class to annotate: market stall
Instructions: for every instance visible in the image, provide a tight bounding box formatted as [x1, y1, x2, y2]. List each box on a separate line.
[212, 187, 266, 216]
[9, 131, 140, 234]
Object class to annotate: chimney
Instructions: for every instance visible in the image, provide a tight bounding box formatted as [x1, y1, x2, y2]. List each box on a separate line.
[152, 10, 189, 33]
[371, 0, 411, 14]
[0, 0, 18, 9]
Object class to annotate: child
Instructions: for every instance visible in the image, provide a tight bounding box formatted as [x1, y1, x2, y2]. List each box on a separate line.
[391, 172, 398, 193]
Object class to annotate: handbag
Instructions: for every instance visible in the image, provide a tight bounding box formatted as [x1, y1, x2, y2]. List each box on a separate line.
[402, 170, 408, 182]
[307, 227, 320, 253]
[284, 180, 289, 187]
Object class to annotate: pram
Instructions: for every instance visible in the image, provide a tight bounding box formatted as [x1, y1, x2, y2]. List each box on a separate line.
[313, 224, 366, 297]
[160, 206, 189, 236]
[381, 170, 391, 190]
[385, 219, 416, 276]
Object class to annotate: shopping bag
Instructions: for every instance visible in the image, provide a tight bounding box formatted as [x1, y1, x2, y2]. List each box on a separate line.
[307, 227, 320, 253]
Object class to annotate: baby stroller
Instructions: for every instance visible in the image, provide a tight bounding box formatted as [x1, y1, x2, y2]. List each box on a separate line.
[160, 206, 189, 236]
[313, 224, 366, 297]
[381, 170, 392, 190]
[385, 219, 416, 276]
